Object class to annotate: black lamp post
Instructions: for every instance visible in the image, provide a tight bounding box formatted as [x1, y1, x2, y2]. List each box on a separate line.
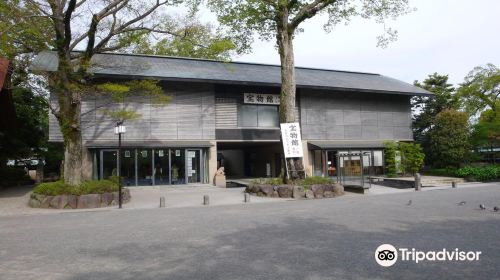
[115, 121, 126, 208]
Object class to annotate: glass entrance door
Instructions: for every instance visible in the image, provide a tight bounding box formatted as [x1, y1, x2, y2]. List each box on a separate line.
[186, 149, 201, 183]
[170, 149, 185, 185]
[101, 150, 118, 179]
[154, 149, 170, 185]
[326, 151, 338, 178]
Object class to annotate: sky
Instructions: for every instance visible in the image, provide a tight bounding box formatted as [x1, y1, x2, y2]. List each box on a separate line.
[205, 0, 500, 86]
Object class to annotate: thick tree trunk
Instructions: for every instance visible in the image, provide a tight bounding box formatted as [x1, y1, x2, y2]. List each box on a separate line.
[52, 56, 85, 186]
[277, 16, 302, 183]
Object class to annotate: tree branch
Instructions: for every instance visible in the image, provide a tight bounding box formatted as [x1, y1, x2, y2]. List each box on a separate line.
[93, 0, 169, 52]
[289, 0, 337, 31]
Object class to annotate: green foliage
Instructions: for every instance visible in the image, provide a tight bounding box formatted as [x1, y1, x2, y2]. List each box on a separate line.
[428, 109, 471, 167]
[132, 15, 242, 60]
[207, 0, 414, 49]
[94, 80, 170, 122]
[33, 179, 118, 196]
[0, 167, 32, 187]
[249, 176, 335, 191]
[455, 165, 500, 182]
[33, 181, 73, 196]
[250, 177, 283, 186]
[79, 180, 119, 194]
[0, 0, 52, 58]
[384, 141, 399, 177]
[412, 73, 460, 163]
[457, 64, 500, 117]
[471, 109, 500, 150]
[295, 176, 335, 189]
[399, 142, 425, 175]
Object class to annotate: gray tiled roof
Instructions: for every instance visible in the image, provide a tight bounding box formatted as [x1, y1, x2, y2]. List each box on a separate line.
[32, 51, 431, 96]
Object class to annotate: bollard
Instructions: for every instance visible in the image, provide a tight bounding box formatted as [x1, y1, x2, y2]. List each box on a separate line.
[244, 193, 250, 203]
[414, 173, 422, 191]
[452, 181, 457, 188]
[159, 196, 165, 208]
[203, 195, 209, 205]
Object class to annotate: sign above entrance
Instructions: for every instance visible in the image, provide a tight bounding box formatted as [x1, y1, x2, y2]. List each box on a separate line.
[244, 93, 280, 105]
[280, 122, 304, 158]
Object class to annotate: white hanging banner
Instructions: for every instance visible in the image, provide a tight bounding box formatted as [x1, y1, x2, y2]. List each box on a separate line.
[280, 122, 304, 158]
[244, 93, 280, 105]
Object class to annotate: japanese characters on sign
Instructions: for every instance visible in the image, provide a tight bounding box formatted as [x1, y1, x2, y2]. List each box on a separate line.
[244, 93, 280, 105]
[280, 122, 304, 158]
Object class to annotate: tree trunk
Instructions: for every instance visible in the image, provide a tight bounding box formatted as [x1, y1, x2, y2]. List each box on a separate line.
[277, 15, 301, 183]
[52, 57, 85, 186]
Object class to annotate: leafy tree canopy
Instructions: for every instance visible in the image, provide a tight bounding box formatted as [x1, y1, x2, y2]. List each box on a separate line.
[131, 15, 242, 60]
[428, 109, 471, 168]
[457, 63, 500, 118]
[207, 0, 414, 49]
[412, 73, 460, 142]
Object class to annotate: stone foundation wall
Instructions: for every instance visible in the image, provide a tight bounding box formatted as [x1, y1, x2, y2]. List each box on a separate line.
[246, 184, 344, 199]
[29, 189, 131, 209]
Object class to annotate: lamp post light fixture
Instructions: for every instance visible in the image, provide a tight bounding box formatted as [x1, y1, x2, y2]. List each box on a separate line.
[115, 122, 126, 208]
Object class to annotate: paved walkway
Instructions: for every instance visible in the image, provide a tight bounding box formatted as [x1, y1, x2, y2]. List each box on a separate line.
[0, 182, 494, 217]
[0, 184, 286, 217]
[124, 184, 286, 209]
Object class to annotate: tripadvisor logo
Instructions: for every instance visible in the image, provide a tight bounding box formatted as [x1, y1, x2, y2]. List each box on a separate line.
[375, 244, 482, 267]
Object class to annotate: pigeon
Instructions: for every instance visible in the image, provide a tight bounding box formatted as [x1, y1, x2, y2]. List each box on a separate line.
[406, 200, 412, 206]
[493, 206, 499, 212]
[457, 201, 466, 206]
[479, 204, 486, 210]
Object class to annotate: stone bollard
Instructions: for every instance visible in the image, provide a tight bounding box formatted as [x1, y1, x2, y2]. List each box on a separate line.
[159, 196, 165, 208]
[452, 181, 457, 188]
[244, 193, 250, 203]
[414, 173, 422, 191]
[203, 195, 209, 205]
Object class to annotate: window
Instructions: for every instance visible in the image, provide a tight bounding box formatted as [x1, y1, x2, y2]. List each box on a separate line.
[238, 104, 279, 128]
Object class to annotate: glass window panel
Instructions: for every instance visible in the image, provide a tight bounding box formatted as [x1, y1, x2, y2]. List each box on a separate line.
[258, 105, 279, 127]
[313, 150, 323, 176]
[373, 150, 383, 166]
[171, 149, 185, 184]
[121, 149, 135, 186]
[137, 149, 152, 186]
[238, 105, 258, 127]
[154, 149, 170, 185]
[102, 150, 117, 179]
[362, 150, 371, 166]
[187, 150, 201, 183]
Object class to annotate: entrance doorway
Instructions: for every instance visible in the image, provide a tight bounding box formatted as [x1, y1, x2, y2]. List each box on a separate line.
[186, 149, 202, 183]
[100, 150, 117, 179]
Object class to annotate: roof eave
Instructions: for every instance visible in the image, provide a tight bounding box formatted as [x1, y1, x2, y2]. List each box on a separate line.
[91, 73, 433, 96]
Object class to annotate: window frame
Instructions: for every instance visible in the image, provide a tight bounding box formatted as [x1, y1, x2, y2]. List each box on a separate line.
[237, 104, 279, 128]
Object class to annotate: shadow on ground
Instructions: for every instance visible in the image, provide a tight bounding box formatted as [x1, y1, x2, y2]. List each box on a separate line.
[0, 185, 33, 198]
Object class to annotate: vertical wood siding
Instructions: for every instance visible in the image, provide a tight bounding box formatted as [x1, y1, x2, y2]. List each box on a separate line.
[48, 82, 216, 142]
[300, 90, 412, 141]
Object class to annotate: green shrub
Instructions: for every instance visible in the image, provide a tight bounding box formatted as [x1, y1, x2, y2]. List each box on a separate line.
[33, 179, 118, 196]
[0, 167, 32, 187]
[295, 176, 335, 189]
[79, 179, 118, 194]
[384, 141, 398, 177]
[33, 181, 73, 195]
[456, 165, 500, 181]
[399, 142, 425, 175]
[250, 177, 283, 186]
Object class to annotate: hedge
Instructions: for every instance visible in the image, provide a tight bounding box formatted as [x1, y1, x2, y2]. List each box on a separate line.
[33, 178, 119, 196]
